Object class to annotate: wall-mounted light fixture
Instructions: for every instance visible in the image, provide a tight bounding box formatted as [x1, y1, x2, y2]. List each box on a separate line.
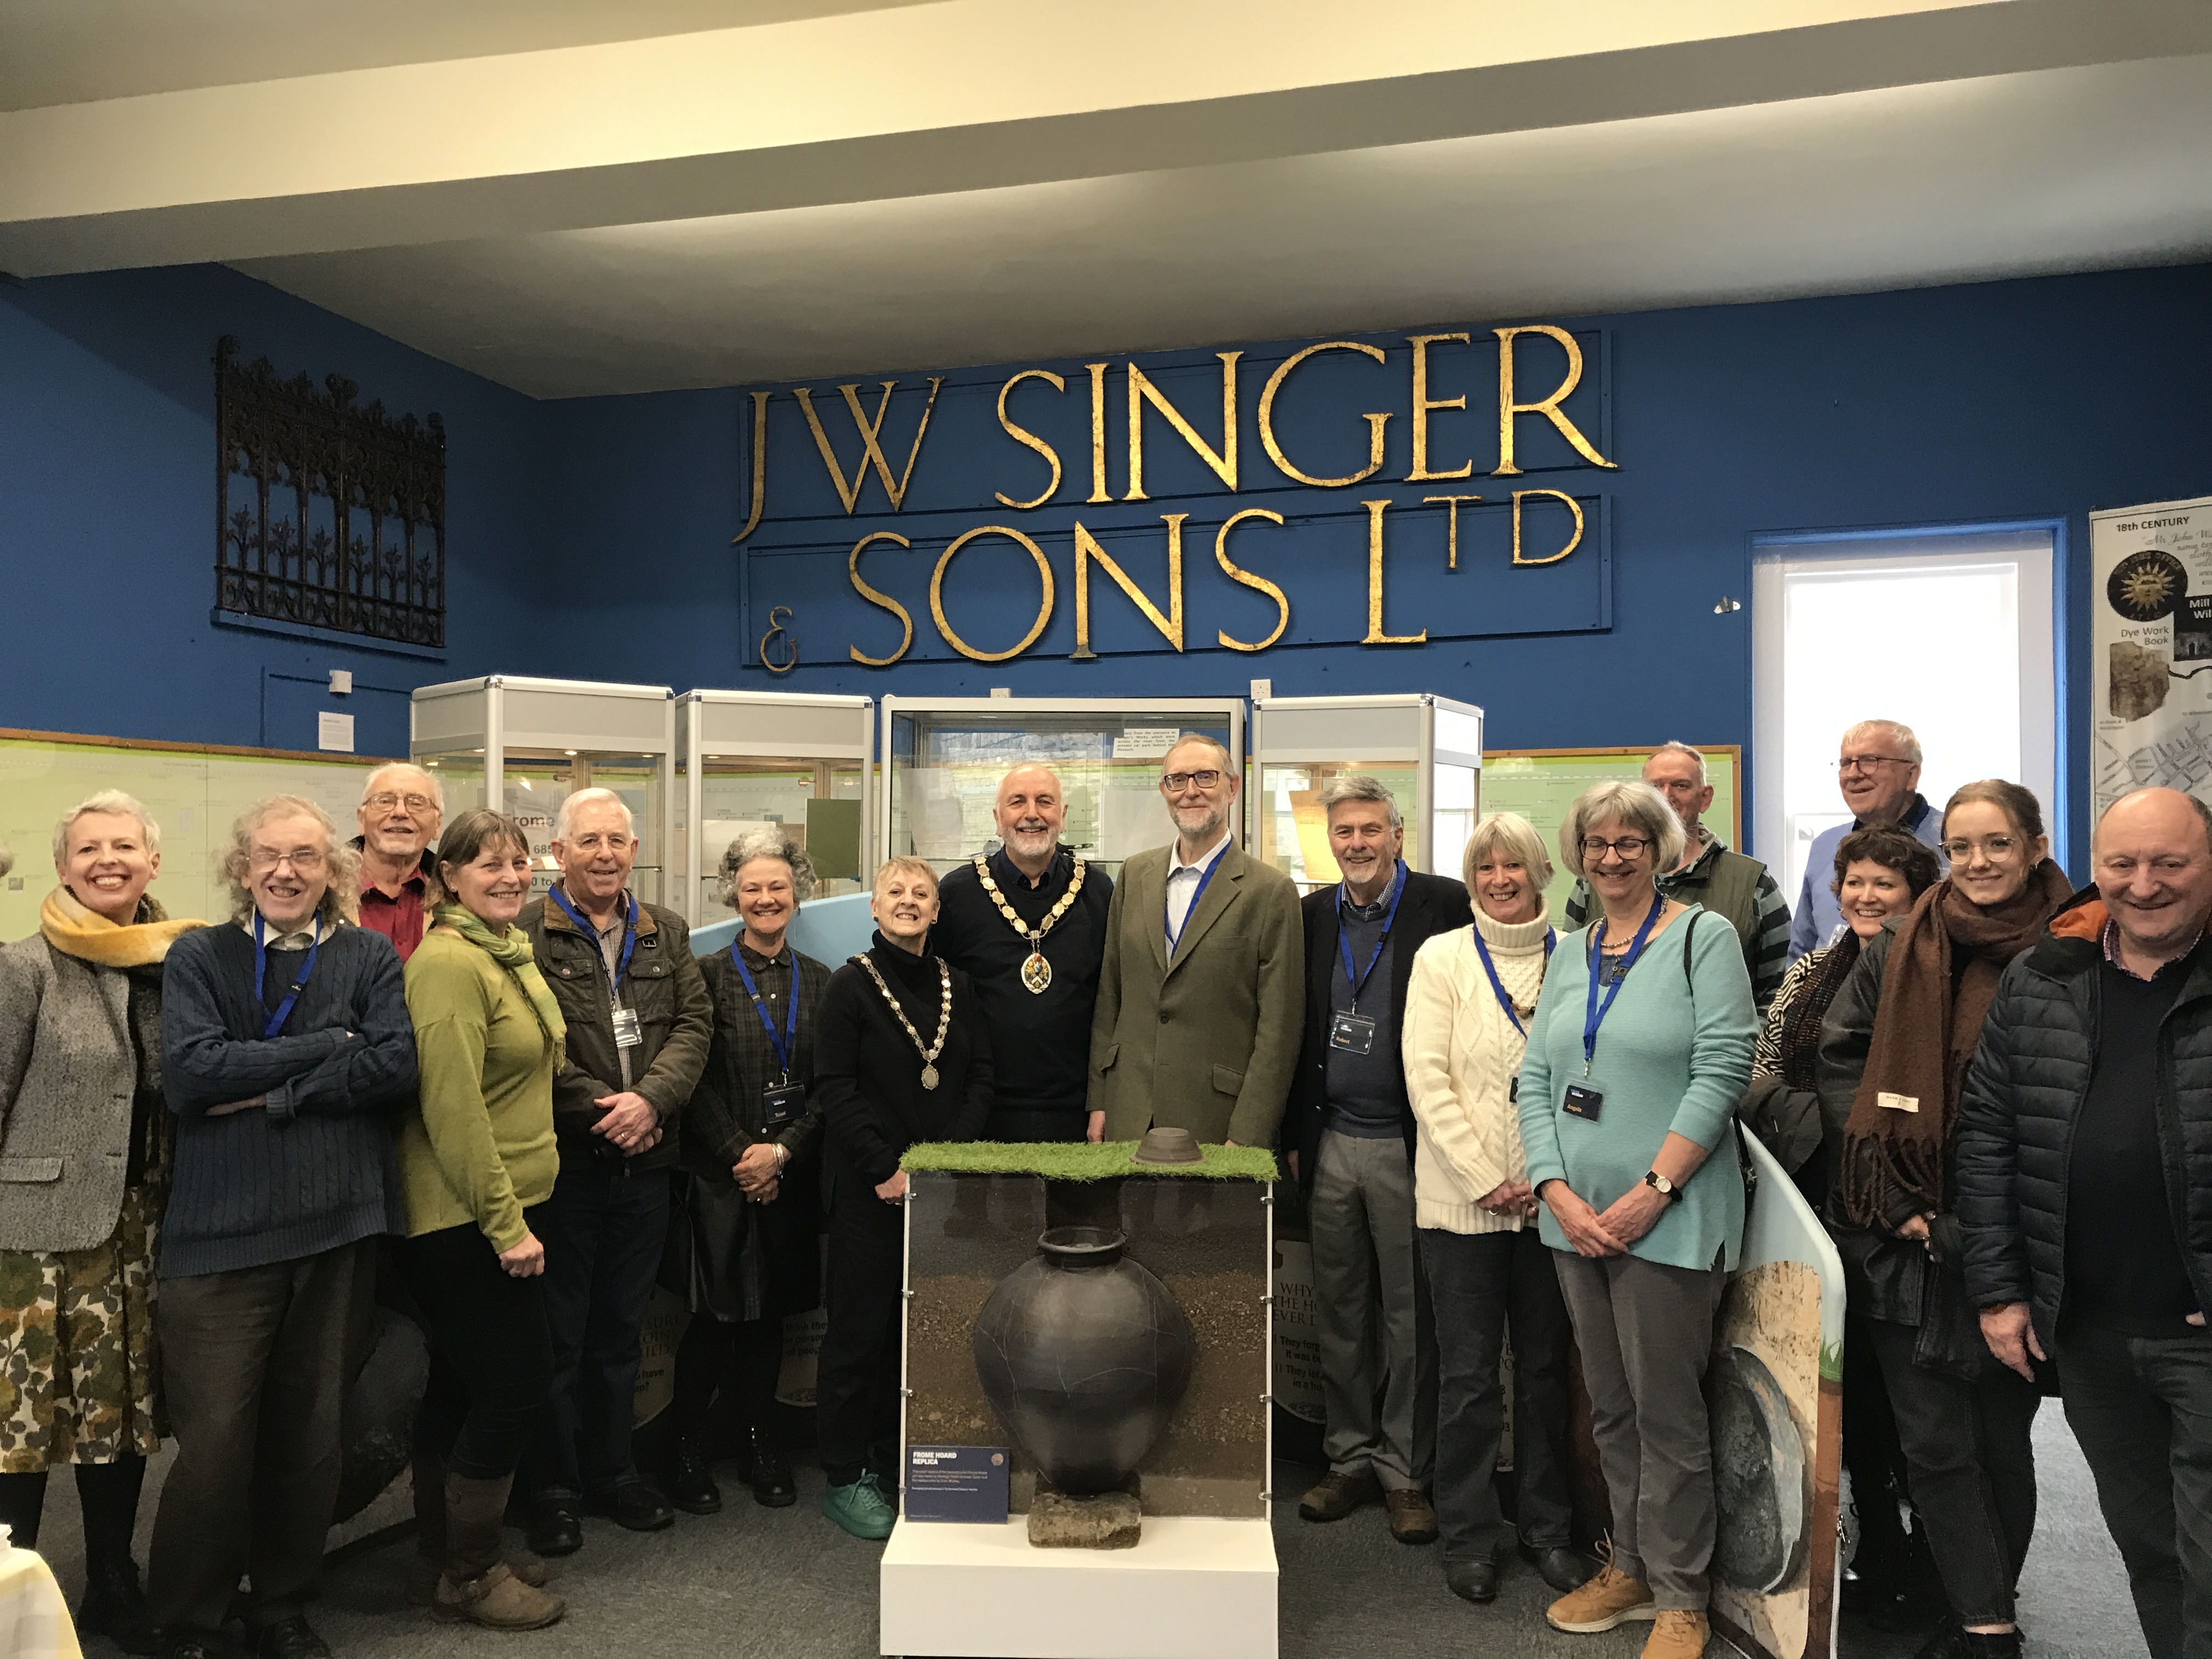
[1713, 596, 1742, 614]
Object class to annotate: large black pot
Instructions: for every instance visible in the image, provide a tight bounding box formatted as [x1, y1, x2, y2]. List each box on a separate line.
[972, 1226, 1197, 1494]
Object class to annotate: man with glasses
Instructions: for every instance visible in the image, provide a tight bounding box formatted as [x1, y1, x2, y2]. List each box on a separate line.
[1087, 735, 1302, 1147]
[517, 788, 712, 1553]
[352, 763, 444, 962]
[1565, 742, 1793, 1014]
[1789, 720, 1943, 960]
[150, 796, 416, 1659]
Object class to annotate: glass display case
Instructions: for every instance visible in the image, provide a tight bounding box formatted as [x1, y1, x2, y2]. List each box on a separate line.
[674, 690, 873, 926]
[410, 675, 675, 904]
[1249, 693, 1483, 893]
[878, 696, 1247, 878]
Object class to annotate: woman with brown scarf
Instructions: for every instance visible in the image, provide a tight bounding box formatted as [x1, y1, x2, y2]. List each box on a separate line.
[1818, 780, 2073, 1659]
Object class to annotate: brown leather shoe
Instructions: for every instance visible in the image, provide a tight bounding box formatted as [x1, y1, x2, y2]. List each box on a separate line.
[1547, 1560, 1658, 1633]
[1384, 1488, 1439, 1545]
[1297, 1469, 1381, 1522]
[1641, 1608, 1709, 1657]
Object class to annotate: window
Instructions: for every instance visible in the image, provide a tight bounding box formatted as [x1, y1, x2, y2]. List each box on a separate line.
[1752, 528, 2058, 911]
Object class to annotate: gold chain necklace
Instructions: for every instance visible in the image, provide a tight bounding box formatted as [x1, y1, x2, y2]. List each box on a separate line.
[974, 850, 1086, 995]
[854, 952, 955, 1090]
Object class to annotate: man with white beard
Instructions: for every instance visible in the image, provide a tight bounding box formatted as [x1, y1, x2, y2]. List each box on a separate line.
[932, 764, 1115, 1142]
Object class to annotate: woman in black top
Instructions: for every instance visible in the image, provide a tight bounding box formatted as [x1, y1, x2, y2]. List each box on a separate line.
[667, 831, 828, 1513]
[811, 857, 992, 1541]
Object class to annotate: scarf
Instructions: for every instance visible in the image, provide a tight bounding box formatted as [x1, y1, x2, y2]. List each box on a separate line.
[1839, 858, 2074, 1225]
[433, 901, 567, 1070]
[1775, 932, 1863, 1092]
[40, 886, 204, 967]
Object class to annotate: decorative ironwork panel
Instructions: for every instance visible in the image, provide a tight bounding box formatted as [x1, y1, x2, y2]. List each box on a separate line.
[215, 336, 446, 648]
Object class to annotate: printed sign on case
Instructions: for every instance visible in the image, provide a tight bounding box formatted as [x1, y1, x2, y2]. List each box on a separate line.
[2092, 496, 2212, 819]
[903, 1445, 1009, 1523]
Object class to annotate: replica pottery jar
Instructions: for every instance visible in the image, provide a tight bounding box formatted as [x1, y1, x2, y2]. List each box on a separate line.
[971, 1226, 1197, 1494]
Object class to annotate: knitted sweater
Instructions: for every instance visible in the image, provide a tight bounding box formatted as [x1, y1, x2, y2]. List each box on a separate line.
[1403, 906, 1554, 1235]
[158, 921, 414, 1277]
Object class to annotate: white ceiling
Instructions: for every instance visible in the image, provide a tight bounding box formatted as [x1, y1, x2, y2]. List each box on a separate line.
[4, 1, 2209, 397]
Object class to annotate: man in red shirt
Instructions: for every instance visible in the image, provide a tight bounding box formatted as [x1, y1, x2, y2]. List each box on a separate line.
[352, 763, 443, 961]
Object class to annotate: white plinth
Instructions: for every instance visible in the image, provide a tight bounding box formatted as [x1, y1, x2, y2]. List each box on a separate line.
[879, 1514, 1277, 1659]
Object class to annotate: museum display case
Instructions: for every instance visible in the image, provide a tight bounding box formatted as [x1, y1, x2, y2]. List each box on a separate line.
[673, 689, 872, 926]
[410, 675, 674, 904]
[878, 696, 1248, 878]
[1248, 693, 1483, 892]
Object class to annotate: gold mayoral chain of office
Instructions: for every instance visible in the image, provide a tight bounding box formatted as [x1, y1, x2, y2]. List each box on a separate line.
[854, 953, 955, 1090]
[973, 851, 1087, 995]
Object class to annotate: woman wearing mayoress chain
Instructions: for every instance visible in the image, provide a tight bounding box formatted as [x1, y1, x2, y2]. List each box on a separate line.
[1516, 779, 1757, 1659]
[811, 856, 993, 1542]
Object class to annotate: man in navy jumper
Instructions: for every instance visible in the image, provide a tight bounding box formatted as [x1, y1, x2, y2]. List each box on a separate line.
[151, 796, 415, 1659]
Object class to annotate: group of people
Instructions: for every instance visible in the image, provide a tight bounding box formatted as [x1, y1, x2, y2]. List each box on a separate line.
[2, 718, 2208, 1659]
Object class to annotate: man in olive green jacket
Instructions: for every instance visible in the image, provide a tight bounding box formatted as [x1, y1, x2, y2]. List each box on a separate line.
[1087, 735, 1304, 1147]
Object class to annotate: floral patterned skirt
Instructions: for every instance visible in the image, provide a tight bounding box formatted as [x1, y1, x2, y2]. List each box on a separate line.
[0, 1187, 163, 1471]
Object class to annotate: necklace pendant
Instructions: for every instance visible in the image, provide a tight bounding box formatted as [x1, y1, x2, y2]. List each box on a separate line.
[920, 1063, 940, 1091]
[1022, 946, 1052, 994]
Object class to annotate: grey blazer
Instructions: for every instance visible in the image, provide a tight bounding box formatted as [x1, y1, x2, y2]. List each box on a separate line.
[0, 936, 148, 1252]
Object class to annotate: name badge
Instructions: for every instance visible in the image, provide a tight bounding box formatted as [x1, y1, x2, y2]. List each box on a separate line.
[1878, 1091, 1919, 1114]
[611, 1007, 643, 1049]
[1329, 1012, 1378, 1056]
[761, 1080, 806, 1127]
[1562, 1082, 1604, 1121]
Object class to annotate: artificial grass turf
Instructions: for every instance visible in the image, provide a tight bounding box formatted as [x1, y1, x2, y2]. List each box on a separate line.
[900, 1140, 1278, 1182]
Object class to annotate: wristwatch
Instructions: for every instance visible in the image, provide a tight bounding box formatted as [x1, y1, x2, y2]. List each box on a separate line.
[1643, 1170, 1683, 1203]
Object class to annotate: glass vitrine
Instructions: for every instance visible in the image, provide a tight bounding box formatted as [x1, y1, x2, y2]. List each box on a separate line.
[878, 696, 1247, 878]
[1249, 693, 1483, 893]
[674, 690, 873, 926]
[410, 676, 674, 904]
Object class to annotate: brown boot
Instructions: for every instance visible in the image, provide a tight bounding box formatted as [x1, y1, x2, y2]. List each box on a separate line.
[1641, 1609, 1710, 1657]
[433, 1472, 566, 1630]
[404, 1453, 549, 1604]
[1547, 1559, 1657, 1633]
[1297, 1469, 1381, 1522]
[1384, 1489, 1438, 1545]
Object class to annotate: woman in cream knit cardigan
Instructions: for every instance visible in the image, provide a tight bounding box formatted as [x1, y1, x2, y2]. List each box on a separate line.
[1403, 811, 1585, 1607]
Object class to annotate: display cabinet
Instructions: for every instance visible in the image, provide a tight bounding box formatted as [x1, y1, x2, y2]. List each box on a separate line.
[673, 690, 872, 926]
[1248, 693, 1482, 892]
[410, 675, 675, 904]
[878, 696, 1246, 877]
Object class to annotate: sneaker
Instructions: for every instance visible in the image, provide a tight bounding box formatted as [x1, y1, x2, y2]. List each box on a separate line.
[1547, 1560, 1658, 1633]
[1297, 1468, 1381, 1522]
[1641, 1609, 1709, 1658]
[821, 1476, 897, 1541]
[1384, 1488, 1438, 1545]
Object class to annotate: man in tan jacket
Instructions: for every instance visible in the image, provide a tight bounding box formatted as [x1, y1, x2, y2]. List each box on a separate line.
[1087, 734, 1303, 1147]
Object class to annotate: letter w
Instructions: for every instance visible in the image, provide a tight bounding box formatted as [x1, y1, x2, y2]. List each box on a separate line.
[794, 379, 945, 513]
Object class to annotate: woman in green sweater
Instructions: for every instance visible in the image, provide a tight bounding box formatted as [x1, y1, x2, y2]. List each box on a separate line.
[399, 809, 567, 1633]
[1515, 780, 1757, 1659]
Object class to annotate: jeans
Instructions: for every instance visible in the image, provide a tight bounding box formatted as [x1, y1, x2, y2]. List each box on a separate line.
[527, 1154, 670, 1499]
[2057, 1321, 2212, 1659]
[1310, 1130, 1435, 1490]
[398, 1216, 554, 1481]
[1420, 1226, 1575, 1565]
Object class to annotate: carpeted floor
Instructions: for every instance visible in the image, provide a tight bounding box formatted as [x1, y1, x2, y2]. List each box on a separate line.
[27, 1408, 2145, 1658]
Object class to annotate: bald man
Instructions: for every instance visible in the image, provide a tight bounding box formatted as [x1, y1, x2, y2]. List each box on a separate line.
[932, 764, 1115, 1141]
[1959, 787, 2212, 1659]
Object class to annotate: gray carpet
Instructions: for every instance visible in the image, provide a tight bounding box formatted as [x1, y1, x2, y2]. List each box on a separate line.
[28, 1407, 2146, 1658]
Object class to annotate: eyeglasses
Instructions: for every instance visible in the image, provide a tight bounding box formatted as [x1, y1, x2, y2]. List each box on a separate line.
[1160, 769, 1223, 793]
[365, 792, 438, 814]
[249, 848, 327, 873]
[1580, 836, 1651, 859]
[1833, 755, 1911, 774]
[1939, 836, 2018, 861]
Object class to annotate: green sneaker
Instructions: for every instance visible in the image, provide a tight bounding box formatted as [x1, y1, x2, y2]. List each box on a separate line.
[822, 1476, 896, 1541]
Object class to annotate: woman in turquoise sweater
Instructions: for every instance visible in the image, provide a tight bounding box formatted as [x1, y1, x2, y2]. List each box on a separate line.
[1515, 779, 1756, 1659]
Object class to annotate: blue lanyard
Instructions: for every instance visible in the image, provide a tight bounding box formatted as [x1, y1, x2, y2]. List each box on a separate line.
[1581, 891, 1664, 1074]
[1335, 861, 1408, 1012]
[731, 944, 800, 1080]
[1471, 922, 1555, 1038]
[550, 887, 636, 993]
[1166, 846, 1225, 956]
[253, 913, 320, 1040]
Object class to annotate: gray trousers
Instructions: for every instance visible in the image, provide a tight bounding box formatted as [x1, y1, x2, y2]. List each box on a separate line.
[1553, 1247, 1725, 1609]
[147, 1237, 379, 1634]
[1310, 1128, 1435, 1490]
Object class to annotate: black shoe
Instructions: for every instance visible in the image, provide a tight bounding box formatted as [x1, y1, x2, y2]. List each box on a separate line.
[78, 1559, 160, 1655]
[253, 1616, 331, 1659]
[1958, 1632, 2022, 1659]
[585, 1480, 675, 1532]
[1526, 1544, 1594, 1593]
[526, 1498, 585, 1558]
[669, 1440, 723, 1515]
[1445, 1559, 1499, 1604]
[1911, 1625, 1963, 1659]
[746, 1429, 797, 1509]
[160, 1633, 232, 1659]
